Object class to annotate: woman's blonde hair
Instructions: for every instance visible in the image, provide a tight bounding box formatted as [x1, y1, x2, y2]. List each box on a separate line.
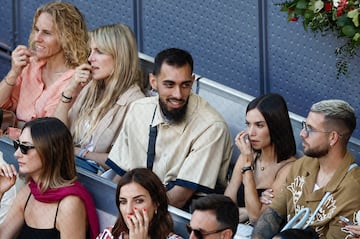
[28, 1, 89, 67]
[73, 23, 143, 146]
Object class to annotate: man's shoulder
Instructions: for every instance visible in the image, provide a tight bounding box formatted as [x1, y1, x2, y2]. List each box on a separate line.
[292, 155, 315, 167]
[345, 164, 360, 183]
[190, 94, 227, 123]
[131, 95, 156, 104]
[128, 96, 157, 110]
[286, 156, 319, 177]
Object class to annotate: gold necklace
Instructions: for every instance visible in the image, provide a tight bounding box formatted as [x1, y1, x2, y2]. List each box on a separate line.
[256, 153, 266, 171]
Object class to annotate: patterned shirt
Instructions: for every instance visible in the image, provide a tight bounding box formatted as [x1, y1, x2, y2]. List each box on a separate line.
[271, 151, 360, 239]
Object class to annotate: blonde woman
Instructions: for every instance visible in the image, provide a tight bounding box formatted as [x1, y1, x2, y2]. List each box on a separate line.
[54, 23, 145, 171]
[0, 2, 88, 128]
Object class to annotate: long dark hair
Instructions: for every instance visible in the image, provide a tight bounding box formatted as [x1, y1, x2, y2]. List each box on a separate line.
[111, 168, 173, 239]
[22, 117, 76, 191]
[246, 93, 296, 162]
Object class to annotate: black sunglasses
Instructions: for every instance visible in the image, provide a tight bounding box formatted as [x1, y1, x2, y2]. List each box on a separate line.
[13, 140, 35, 154]
[186, 224, 228, 239]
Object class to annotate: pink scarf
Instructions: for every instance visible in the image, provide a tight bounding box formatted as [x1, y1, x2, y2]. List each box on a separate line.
[29, 179, 99, 239]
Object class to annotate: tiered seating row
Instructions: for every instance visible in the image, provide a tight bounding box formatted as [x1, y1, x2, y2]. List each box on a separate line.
[1, 52, 359, 238]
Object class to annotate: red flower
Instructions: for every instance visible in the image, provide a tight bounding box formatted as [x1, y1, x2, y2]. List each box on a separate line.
[336, 0, 348, 17]
[289, 17, 298, 22]
[325, 2, 332, 12]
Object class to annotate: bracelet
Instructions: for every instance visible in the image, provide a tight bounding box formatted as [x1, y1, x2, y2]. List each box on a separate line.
[61, 91, 72, 101]
[61, 98, 72, 103]
[241, 165, 254, 174]
[4, 78, 16, 87]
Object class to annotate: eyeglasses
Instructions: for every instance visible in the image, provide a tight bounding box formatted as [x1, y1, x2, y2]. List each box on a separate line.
[186, 224, 229, 239]
[13, 140, 35, 154]
[301, 121, 333, 137]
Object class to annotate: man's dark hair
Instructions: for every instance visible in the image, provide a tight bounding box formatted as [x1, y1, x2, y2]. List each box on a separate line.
[152, 48, 193, 75]
[192, 194, 239, 237]
[274, 227, 319, 239]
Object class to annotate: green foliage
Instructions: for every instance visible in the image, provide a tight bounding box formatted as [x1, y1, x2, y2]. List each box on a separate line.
[276, 0, 360, 78]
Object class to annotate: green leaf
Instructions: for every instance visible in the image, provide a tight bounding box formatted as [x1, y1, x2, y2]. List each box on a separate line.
[347, 9, 359, 27]
[294, 7, 304, 15]
[353, 32, 360, 42]
[280, 6, 289, 12]
[342, 25, 356, 37]
[296, 0, 308, 9]
[337, 15, 349, 27]
[304, 9, 314, 19]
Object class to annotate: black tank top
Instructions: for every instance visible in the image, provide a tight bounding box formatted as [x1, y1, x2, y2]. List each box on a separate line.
[236, 183, 265, 207]
[17, 193, 61, 239]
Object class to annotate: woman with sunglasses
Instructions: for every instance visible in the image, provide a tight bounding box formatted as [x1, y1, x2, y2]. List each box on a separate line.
[0, 117, 99, 239]
[96, 168, 182, 239]
[225, 93, 296, 225]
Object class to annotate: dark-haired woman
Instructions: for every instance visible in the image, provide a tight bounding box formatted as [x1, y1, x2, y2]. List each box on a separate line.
[0, 117, 99, 239]
[96, 168, 182, 239]
[225, 93, 296, 224]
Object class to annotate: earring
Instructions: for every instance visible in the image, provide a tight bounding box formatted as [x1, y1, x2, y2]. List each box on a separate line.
[155, 209, 157, 215]
[149, 88, 158, 96]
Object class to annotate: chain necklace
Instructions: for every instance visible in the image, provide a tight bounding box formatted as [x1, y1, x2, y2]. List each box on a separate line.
[255, 153, 266, 171]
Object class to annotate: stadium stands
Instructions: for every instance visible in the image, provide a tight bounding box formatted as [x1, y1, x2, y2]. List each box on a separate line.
[0, 52, 359, 237]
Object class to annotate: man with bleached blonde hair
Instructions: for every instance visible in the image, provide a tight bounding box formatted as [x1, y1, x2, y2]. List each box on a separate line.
[252, 99, 360, 239]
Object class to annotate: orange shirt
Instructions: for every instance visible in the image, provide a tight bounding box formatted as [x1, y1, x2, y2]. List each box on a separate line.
[1, 58, 74, 122]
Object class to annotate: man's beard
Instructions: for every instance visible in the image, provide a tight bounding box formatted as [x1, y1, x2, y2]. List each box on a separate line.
[159, 98, 188, 123]
[304, 145, 329, 158]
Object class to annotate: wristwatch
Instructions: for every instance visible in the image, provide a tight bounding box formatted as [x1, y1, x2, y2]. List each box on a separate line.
[241, 165, 254, 174]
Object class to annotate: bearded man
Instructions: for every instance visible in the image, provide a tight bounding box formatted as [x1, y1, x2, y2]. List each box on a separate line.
[252, 99, 360, 239]
[106, 48, 232, 209]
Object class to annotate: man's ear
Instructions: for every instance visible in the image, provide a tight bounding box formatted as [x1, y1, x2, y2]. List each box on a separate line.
[222, 229, 233, 239]
[191, 74, 195, 85]
[149, 73, 157, 90]
[329, 131, 340, 147]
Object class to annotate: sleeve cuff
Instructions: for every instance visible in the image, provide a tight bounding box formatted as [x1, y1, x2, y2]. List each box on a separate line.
[105, 158, 127, 176]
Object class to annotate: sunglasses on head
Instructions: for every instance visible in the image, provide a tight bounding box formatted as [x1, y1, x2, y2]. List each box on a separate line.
[13, 140, 35, 154]
[186, 224, 228, 239]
